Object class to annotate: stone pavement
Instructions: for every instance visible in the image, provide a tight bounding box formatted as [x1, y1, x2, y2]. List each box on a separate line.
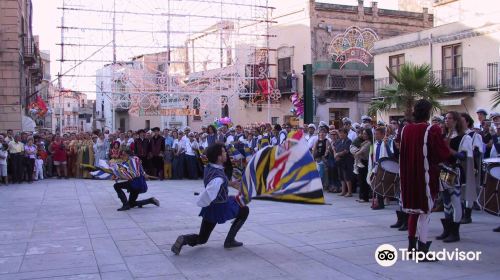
[0, 179, 499, 280]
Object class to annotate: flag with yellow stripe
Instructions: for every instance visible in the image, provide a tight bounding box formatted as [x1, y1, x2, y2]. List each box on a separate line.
[236, 131, 325, 205]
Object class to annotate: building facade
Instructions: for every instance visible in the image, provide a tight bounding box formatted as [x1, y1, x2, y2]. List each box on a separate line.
[51, 89, 91, 134]
[373, 0, 500, 123]
[0, 0, 43, 132]
[270, 0, 432, 127]
[35, 50, 53, 131]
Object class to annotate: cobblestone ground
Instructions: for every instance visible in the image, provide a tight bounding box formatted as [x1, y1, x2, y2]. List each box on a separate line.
[0, 179, 499, 280]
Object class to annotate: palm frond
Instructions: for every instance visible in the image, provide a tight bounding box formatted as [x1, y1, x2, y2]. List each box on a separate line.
[492, 91, 500, 109]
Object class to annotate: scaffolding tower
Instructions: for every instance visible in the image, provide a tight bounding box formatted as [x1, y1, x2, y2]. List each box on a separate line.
[57, 0, 280, 124]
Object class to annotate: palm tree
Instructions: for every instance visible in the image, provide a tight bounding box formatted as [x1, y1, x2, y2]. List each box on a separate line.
[368, 63, 445, 121]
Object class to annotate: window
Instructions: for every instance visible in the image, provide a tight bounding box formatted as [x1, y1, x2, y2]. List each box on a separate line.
[67, 103, 70, 108]
[120, 118, 126, 131]
[193, 98, 201, 121]
[221, 104, 229, 118]
[271, 117, 279, 125]
[278, 57, 292, 92]
[145, 120, 150, 130]
[442, 43, 462, 77]
[389, 54, 405, 83]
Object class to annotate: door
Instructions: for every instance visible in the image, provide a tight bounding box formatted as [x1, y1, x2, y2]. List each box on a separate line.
[329, 108, 349, 129]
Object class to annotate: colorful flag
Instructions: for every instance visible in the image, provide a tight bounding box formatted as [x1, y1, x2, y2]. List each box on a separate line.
[236, 131, 325, 205]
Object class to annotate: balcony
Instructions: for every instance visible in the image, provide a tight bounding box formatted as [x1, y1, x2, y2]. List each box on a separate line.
[375, 67, 475, 96]
[324, 75, 361, 92]
[374, 77, 397, 96]
[313, 61, 374, 76]
[433, 67, 475, 93]
[487, 62, 498, 91]
[23, 37, 36, 66]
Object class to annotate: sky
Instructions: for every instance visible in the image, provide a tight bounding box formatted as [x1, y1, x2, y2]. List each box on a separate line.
[32, 0, 400, 99]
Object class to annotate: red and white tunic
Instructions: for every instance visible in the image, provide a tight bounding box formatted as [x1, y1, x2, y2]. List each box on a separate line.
[400, 123, 451, 214]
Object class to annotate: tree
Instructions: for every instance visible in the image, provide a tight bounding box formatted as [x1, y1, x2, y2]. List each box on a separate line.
[368, 63, 445, 120]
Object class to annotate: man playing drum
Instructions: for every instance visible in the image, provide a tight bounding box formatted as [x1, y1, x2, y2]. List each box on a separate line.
[400, 100, 451, 260]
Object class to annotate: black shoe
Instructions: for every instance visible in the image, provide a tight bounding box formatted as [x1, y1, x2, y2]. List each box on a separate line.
[397, 212, 408, 231]
[171, 235, 186, 255]
[443, 222, 460, 243]
[224, 239, 243, 248]
[398, 223, 408, 231]
[117, 204, 131, 211]
[408, 236, 417, 252]
[460, 208, 472, 224]
[390, 211, 404, 228]
[493, 226, 500, 232]
[150, 197, 160, 207]
[417, 240, 438, 262]
[224, 217, 246, 249]
[436, 218, 451, 240]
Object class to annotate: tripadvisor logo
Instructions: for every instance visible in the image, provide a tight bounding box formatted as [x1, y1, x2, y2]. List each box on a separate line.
[375, 244, 482, 266]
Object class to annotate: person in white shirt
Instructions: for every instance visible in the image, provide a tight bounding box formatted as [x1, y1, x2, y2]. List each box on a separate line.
[342, 118, 358, 142]
[35, 155, 44, 180]
[225, 128, 236, 145]
[171, 143, 249, 255]
[184, 132, 200, 179]
[304, 124, 318, 150]
[0, 137, 8, 185]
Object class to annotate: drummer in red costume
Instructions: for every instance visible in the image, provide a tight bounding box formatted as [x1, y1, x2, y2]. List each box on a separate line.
[399, 100, 452, 259]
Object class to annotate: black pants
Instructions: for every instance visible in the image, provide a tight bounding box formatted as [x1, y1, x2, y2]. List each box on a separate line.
[10, 153, 23, 183]
[184, 155, 198, 179]
[151, 156, 164, 178]
[25, 158, 35, 182]
[138, 156, 151, 175]
[113, 181, 152, 207]
[358, 165, 370, 201]
[184, 206, 249, 246]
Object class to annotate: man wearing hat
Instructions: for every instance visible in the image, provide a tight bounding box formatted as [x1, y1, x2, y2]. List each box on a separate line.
[342, 118, 357, 142]
[226, 127, 236, 145]
[305, 124, 318, 151]
[361, 115, 372, 126]
[149, 127, 165, 179]
[134, 129, 151, 175]
[476, 108, 488, 128]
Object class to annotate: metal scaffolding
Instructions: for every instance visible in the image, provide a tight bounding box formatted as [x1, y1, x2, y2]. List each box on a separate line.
[57, 0, 280, 122]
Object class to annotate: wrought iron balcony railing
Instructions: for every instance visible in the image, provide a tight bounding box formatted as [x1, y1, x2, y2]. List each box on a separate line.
[375, 67, 475, 95]
[325, 75, 360, 92]
[433, 67, 475, 93]
[487, 62, 498, 91]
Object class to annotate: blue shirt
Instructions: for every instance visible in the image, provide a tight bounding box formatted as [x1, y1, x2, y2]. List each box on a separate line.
[164, 136, 174, 148]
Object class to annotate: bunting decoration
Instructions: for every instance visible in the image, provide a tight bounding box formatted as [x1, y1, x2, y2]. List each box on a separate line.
[236, 131, 325, 205]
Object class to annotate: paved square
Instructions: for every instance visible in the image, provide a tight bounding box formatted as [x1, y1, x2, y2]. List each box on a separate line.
[0, 179, 499, 279]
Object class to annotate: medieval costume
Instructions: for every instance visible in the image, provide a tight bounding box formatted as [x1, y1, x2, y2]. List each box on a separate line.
[461, 129, 483, 224]
[94, 138, 109, 166]
[436, 132, 473, 243]
[79, 139, 94, 179]
[171, 162, 249, 255]
[112, 155, 160, 211]
[400, 123, 451, 256]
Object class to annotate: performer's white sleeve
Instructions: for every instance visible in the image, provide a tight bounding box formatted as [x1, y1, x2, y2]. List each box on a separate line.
[279, 133, 287, 144]
[196, 177, 224, 207]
